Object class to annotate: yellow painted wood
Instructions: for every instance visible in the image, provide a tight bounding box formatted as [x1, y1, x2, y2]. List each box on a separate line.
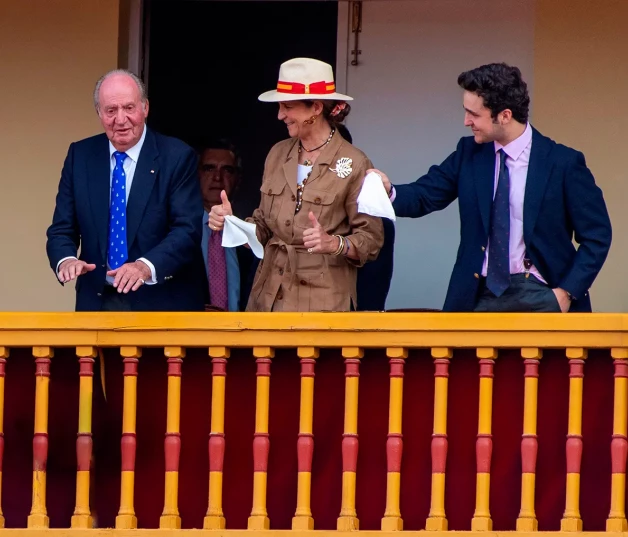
[116, 471, 137, 529]
[344, 376, 359, 435]
[248, 472, 270, 529]
[388, 377, 404, 434]
[427, 348, 451, 531]
[383, 471, 401, 518]
[160, 472, 181, 529]
[517, 350, 540, 532]
[613, 376, 628, 436]
[472, 350, 494, 532]
[386, 347, 408, 359]
[71, 471, 93, 528]
[337, 471, 359, 531]
[29, 347, 52, 529]
[255, 376, 270, 434]
[205, 472, 226, 529]
[205, 348, 229, 530]
[0, 348, 5, 528]
[28, 471, 48, 528]
[609, 473, 626, 518]
[293, 347, 317, 529]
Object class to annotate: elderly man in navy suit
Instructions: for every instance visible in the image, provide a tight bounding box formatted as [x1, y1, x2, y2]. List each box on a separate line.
[371, 63, 611, 312]
[46, 69, 207, 311]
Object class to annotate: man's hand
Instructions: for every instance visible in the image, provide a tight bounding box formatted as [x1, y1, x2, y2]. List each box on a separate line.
[58, 259, 96, 283]
[366, 168, 392, 195]
[303, 212, 337, 254]
[107, 261, 151, 293]
[208, 190, 233, 232]
[552, 287, 571, 313]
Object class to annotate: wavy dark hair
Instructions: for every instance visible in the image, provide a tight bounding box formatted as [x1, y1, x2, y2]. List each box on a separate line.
[302, 100, 352, 126]
[457, 63, 530, 124]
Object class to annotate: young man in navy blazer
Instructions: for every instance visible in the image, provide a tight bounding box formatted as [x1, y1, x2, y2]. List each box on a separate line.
[372, 63, 611, 312]
[46, 69, 207, 311]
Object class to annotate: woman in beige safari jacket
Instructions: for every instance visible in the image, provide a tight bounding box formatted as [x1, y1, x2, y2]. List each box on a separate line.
[209, 58, 384, 312]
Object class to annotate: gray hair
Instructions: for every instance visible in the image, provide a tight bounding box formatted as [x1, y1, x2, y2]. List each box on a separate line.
[93, 69, 147, 111]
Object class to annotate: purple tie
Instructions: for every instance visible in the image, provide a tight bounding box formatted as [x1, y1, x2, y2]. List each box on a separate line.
[487, 149, 511, 297]
[208, 231, 229, 310]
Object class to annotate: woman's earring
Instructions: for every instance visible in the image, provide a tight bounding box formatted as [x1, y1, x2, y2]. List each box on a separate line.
[303, 115, 318, 125]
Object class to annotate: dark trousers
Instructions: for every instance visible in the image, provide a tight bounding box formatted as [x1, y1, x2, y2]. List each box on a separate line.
[100, 285, 133, 312]
[474, 273, 562, 313]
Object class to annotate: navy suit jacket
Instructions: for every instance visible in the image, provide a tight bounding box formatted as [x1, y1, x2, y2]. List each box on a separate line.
[393, 128, 612, 312]
[46, 128, 207, 311]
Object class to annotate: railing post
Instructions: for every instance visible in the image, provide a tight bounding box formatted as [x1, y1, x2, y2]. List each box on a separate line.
[205, 347, 229, 530]
[471, 347, 496, 531]
[607, 348, 628, 531]
[72, 346, 96, 528]
[160, 346, 185, 529]
[337, 347, 363, 531]
[116, 346, 141, 529]
[561, 347, 587, 532]
[0, 347, 7, 529]
[382, 347, 406, 531]
[426, 347, 452, 531]
[293, 346, 319, 530]
[28, 346, 53, 528]
[248, 346, 274, 530]
[517, 347, 542, 531]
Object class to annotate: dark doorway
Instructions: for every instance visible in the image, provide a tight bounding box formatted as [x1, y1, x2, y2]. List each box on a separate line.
[144, 0, 339, 218]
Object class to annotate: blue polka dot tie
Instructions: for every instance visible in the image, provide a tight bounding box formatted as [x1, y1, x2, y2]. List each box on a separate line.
[487, 149, 510, 297]
[108, 151, 128, 269]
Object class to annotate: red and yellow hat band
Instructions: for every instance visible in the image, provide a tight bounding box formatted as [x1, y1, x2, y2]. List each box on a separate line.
[276, 80, 336, 95]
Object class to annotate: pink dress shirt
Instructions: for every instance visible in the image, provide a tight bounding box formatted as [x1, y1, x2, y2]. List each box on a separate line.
[481, 123, 545, 282]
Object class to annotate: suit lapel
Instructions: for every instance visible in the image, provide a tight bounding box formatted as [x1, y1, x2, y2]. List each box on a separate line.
[87, 135, 112, 262]
[305, 130, 344, 188]
[523, 129, 553, 243]
[281, 139, 299, 197]
[126, 128, 159, 251]
[474, 143, 496, 236]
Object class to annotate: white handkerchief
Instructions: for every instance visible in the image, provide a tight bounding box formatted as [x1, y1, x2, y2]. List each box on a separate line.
[357, 171, 396, 221]
[222, 215, 265, 259]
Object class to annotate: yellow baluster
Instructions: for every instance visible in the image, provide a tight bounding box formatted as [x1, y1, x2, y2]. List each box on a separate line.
[248, 346, 274, 530]
[0, 347, 7, 529]
[205, 347, 229, 530]
[337, 347, 362, 532]
[28, 346, 53, 528]
[72, 346, 96, 528]
[116, 346, 141, 529]
[607, 348, 628, 531]
[161, 347, 185, 529]
[293, 347, 319, 530]
[561, 347, 587, 532]
[472, 347, 496, 531]
[517, 348, 542, 531]
[426, 347, 452, 531]
[382, 347, 406, 531]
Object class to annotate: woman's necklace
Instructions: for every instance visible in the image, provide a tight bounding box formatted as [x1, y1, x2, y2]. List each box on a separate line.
[298, 128, 335, 166]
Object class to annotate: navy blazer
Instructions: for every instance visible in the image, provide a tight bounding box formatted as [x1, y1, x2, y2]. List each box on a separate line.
[46, 128, 207, 311]
[393, 128, 612, 312]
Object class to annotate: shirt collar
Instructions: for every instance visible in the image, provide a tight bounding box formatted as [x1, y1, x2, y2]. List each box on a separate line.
[494, 122, 532, 161]
[109, 123, 147, 163]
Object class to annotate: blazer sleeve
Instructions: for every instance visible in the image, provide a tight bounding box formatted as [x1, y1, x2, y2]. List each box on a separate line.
[392, 137, 464, 217]
[344, 157, 384, 267]
[46, 143, 80, 273]
[141, 146, 204, 282]
[558, 151, 612, 299]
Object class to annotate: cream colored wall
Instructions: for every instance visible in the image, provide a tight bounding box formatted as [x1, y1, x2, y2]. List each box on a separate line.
[0, 1, 119, 311]
[534, 0, 628, 311]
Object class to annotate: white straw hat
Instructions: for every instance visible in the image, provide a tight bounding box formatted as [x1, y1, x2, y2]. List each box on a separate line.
[258, 57, 353, 102]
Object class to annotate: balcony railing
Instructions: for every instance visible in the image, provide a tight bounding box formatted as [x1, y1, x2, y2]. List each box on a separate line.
[0, 312, 627, 536]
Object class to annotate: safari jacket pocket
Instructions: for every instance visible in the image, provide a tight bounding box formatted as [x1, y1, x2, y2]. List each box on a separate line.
[260, 180, 286, 222]
[300, 189, 336, 220]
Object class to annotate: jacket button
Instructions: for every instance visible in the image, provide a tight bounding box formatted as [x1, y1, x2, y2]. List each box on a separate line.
[276, 291, 283, 300]
[300, 279, 307, 286]
[280, 245, 287, 252]
[474, 273, 480, 279]
[314, 197, 321, 204]
[291, 195, 296, 201]
[101, 264, 106, 268]
[279, 268, 284, 276]
[285, 220, 291, 226]
[481, 246, 486, 252]
[97, 292, 102, 297]
[268, 189, 273, 195]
